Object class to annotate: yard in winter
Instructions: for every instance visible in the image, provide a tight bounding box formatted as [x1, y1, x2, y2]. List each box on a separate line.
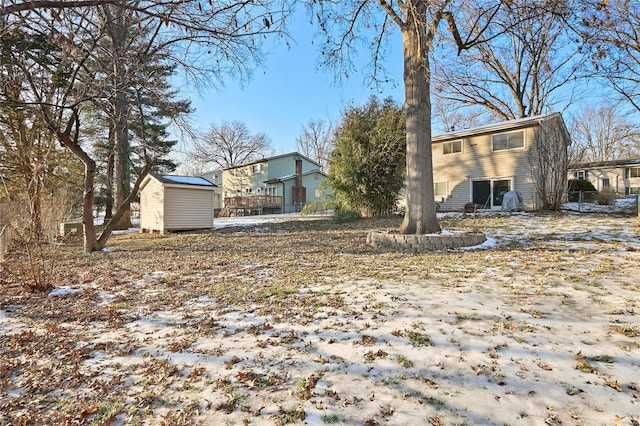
[1, 210, 639, 425]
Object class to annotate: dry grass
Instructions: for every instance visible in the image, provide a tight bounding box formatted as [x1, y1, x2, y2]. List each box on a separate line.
[1, 213, 639, 425]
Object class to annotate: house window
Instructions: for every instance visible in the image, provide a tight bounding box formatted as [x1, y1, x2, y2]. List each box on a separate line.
[574, 170, 587, 180]
[627, 167, 640, 178]
[443, 140, 462, 155]
[626, 187, 639, 195]
[492, 130, 525, 151]
[602, 178, 610, 187]
[252, 164, 262, 174]
[492, 179, 511, 206]
[434, 181, 447, 198]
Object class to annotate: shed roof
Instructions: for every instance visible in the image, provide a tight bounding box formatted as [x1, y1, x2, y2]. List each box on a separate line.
[153, 174, 217, 187]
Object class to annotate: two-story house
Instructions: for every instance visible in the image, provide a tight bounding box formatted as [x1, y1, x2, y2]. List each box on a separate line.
[197, 169, 223, 215]
[218, 152, 327, 216]
[432, 113, 571, 211]
[568, 158, 640, 195]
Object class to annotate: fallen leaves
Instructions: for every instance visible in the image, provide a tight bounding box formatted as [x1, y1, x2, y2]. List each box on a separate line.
[1, 214, 639, 425]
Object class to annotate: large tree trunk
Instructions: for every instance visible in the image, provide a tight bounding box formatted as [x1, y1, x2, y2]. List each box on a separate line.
[398, 6, 440, 235]
[109, 5, 132, 230]
[112, 88, 131, 230]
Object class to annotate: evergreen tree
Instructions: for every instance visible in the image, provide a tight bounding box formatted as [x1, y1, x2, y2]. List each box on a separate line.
[328, 97, 405, 217]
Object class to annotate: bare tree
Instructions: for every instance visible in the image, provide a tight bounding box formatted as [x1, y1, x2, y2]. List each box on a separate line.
[308, 0, 504, 234]
[570, 104, 640, 163]
[433, 97, 486, 132]
[1, 1, 290, 252]
[188, 121, 274, 169]
[295, 119, 333, 171]
[432, 0, 587, 121]
[529, 117, 570, 211]
[580, 0, 640, 114]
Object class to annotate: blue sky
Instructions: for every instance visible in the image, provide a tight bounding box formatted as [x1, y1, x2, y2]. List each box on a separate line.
[174, 9, 405, 157]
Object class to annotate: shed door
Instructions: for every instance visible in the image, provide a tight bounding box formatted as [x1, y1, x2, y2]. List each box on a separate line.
[473, 180, 491, 208]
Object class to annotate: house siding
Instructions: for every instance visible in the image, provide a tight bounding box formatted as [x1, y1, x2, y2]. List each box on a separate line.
[140, 177, 165, 232]
[432, 115, 569, 211]
[572, 166, 640, 193]
[198, 170, 223, 210]
[220, 152, 328, 213]
[266, 155, 318, 180]
[279, 171, 326, 213]
[222, 162, 269, 197]
[569, 159, 640, 195]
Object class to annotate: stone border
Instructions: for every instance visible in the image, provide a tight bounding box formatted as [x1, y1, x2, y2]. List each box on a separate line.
[367, 230, 486, 251]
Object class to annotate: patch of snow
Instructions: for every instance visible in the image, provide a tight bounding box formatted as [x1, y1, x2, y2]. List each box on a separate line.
[461, 235, 499, 250]
[213, 213, 328, 229]
[48, 287, 82, 297]
[111, 228, 139, 235]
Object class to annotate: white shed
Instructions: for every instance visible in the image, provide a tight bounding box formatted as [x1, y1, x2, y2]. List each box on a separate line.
[139, 174, 216, 234]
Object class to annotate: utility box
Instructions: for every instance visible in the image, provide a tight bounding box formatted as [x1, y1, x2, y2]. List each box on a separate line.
[60, 222, 83, 237]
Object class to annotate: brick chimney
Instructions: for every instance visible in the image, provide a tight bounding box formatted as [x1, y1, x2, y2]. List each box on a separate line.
[292, 156, 306, 211]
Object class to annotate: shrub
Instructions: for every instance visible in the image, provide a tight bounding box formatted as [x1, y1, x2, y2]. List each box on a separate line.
[567, 179, 597, 202]
[301, 199, 335, 215]
[332, 209, 361, 224]
[597, 188, 614, 205]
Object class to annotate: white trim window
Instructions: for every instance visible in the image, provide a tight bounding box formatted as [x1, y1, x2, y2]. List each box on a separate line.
[434, 181, 447, 198]
[574, 170, 587, 180]
[443, 140, 462, 155]
[492, 130, 525, 151]
[627, 167, 640, 178]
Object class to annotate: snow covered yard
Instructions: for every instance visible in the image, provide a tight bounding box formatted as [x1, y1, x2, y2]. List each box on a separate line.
[1, 212, 639, 425]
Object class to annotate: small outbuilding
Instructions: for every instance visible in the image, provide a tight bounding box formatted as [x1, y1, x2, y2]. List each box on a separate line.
[139, 174, 216, 234]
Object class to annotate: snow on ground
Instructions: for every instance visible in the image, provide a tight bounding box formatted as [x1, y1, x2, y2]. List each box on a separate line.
[2, 208, 639, 425]
[213, 212, 331, 229]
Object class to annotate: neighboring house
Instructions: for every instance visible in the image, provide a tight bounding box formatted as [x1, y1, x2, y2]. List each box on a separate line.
[197, 169, 224, 215]
[219, 152, 327, 216]
[139, 174, 216, 233]
[568, 158, 640, 195]
[431, 113, 570, 211]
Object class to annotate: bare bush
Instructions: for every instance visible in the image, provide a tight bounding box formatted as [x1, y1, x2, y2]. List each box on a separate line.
[0, 188, 76, 292]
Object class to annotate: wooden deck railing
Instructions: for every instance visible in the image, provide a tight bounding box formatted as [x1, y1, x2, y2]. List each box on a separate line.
[224, 195, 282, 208]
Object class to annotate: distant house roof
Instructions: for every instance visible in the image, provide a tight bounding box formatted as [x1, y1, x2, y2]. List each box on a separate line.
[152, 174, 217, 187]
[432, 112, 567, 143]
[570, 157, 640, 170]
[223, 152, 321, 170]
[263, 169, 327, 184]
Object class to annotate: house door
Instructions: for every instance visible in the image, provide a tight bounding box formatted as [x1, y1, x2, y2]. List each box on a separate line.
[472, 180, 491, 208]
[492, 179, 511, 208]
[473, 179, 512, 209]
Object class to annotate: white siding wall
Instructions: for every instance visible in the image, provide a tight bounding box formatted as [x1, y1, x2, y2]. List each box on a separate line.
[164, 187, 214, 230]
[140, 178, 165, 232]
[433, 128, 538, 211]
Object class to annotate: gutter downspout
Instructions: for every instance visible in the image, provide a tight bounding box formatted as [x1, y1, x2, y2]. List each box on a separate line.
[282, 181, 286, 213]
